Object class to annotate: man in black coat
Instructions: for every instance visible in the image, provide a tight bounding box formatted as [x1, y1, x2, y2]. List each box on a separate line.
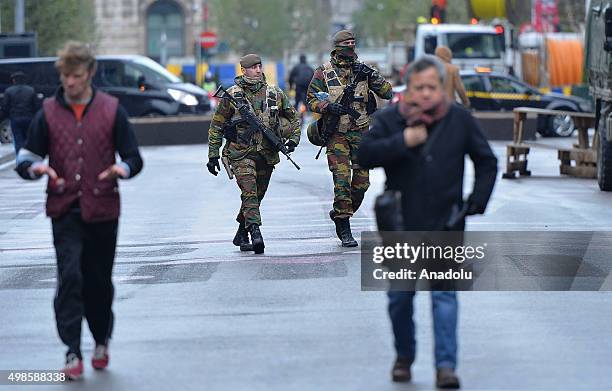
[288, 54, 314, 111]
[0, 71, 38, 155]
[358, 55, 497, 389]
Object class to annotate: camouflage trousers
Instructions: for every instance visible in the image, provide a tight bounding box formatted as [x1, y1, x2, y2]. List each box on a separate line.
[326, 129, 370, 219]
[232, 153, 274, 227]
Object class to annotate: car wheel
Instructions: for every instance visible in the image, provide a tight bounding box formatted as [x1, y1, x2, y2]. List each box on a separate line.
[597, 116, 612, 191]
[0, 120, 12, 144]
[545, 108, 576, 137]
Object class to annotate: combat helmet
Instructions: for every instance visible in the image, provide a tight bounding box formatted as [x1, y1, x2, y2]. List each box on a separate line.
[307, 118, 325, 146]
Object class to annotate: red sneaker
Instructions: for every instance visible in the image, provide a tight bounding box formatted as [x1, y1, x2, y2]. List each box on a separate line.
[62, 353, 83, 380]
[91, 345, 109, 370]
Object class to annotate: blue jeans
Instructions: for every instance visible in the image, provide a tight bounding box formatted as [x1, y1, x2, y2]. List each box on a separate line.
[387, 291, 458, 369]
[10, 117, 31, 155]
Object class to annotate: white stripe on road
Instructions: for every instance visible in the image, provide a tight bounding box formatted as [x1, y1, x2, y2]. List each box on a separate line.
[40, 275, 156, 283]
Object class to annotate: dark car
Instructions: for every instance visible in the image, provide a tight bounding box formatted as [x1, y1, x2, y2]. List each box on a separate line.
[391, 69, 591, 137]
[0, 55, 212, 144]
[461, 69, 591, 137]
[0, 55, 211, 118]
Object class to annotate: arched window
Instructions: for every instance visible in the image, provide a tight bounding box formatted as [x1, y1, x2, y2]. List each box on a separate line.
[146, 0, 184, 63]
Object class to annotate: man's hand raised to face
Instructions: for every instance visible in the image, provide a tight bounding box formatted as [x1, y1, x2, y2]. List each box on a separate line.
[403, 125, 428, 148]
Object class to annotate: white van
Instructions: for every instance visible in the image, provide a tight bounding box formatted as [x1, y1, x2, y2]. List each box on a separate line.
[414, 24, 507, 73]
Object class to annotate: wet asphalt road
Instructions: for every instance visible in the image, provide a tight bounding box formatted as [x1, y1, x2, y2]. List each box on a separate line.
[1, 133, 612, 390]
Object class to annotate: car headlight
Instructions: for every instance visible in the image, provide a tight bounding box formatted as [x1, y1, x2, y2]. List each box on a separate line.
[167, 88, 199, 106]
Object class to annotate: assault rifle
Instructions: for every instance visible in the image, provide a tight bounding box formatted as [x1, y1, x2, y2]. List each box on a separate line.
[214, 86, 300, 170]
[315, 63, 374, 159]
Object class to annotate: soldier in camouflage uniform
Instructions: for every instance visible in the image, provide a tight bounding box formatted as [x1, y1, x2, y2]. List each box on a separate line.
[206, 54, 300, 254]
[307, 30, 392, 247]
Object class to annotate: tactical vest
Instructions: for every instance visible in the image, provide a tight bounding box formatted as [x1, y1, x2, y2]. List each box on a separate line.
[227, 84, 280, 151]
[323, 62, 370, 132]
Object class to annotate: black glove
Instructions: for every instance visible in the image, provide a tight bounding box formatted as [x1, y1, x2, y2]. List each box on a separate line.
[206, 157, 220, 176]
[284, 140, 297, 153]
[352, 62, 363, 74]
[327, 102, 348, 116]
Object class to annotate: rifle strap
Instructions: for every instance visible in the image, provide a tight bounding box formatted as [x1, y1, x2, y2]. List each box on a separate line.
[264, 86, 280, 130]
[323, 62, 344, 102]
[229, 85, 278, 119]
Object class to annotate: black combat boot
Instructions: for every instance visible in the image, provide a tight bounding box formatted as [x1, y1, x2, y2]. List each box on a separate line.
[248, 224, 265, 254]
[337, 218, 358, 247]
[232, 222, 252, 251]
[329, 210, 342, 238]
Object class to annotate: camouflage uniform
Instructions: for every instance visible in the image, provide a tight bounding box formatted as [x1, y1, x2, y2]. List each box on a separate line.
[208, 75, 300, 228]
[307, 46, 392, 220]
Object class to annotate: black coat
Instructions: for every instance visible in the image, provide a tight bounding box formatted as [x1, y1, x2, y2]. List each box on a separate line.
[289, 63, 314, 89]
[358, 103, 498, 230]
[1, 83, 38, 120]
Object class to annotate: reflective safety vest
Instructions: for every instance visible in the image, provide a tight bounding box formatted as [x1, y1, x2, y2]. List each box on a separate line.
[323, 62, 370, 132]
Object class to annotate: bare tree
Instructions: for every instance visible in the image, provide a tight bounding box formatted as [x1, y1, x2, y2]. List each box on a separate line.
[209, 0, 329, 59]
[506, 0, 532, 27]
[558, 0, 586, 32]
[0, 0, 96, 55]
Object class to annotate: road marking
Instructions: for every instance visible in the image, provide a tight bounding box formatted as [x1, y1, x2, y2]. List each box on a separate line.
[0, 161, 15, 171]
[40, 275, 156, 283]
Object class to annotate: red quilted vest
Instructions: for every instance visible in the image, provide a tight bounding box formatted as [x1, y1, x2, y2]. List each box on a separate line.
[44, 91, 120, 222]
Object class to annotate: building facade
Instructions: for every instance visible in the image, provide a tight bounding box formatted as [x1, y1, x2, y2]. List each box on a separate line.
[93, 0, 364, 65]
[94, 0, 203, 64]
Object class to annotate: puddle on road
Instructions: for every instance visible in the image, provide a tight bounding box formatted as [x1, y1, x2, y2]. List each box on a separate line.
[1, 265, 56, 289]
[0, 251, 352, 289]
[10, 246, 199, 262]
[254, 260, 349, 280]
[123, 262, 219, 285]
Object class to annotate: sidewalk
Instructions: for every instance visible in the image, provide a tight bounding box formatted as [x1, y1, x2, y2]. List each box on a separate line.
[0, 143, 15, 168]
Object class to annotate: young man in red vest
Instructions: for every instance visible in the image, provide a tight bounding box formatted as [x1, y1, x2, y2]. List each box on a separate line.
[16, 41, 143, 380]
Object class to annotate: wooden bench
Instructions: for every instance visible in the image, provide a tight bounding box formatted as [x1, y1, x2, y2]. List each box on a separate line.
[502, 107, 597, 179]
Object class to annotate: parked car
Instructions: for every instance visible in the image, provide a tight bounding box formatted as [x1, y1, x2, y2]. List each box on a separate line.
[0, 54, 211, 117]
[392, 69, 591, 137]
[0, 55, 212, 144]
[462, 69, 591, 137]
